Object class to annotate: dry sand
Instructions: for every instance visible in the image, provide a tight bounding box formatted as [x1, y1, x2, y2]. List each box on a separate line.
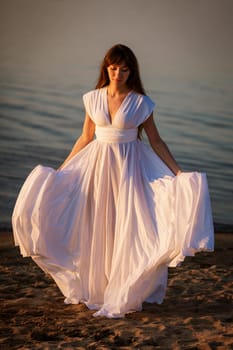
[0, 232, 232, 350]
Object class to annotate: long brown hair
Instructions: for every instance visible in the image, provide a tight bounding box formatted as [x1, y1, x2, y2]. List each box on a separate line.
[96, 44, 145, 93]
[95, 44, 146, 137]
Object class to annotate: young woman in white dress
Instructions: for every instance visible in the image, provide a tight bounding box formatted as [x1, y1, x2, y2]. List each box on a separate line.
[59, 46, 181, 175]
[12, 44, 214, 318]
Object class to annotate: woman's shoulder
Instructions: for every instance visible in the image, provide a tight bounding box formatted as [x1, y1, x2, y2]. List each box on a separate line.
[83, 87, 105, 100]
[133, 92, 156, 110]
[82, 88, 105, 114]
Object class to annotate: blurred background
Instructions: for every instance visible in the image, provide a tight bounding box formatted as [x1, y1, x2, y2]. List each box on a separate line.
[0, 0, 233, 230]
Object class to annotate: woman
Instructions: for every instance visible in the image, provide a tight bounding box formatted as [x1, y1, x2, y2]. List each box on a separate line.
[12, 44, 214, 318]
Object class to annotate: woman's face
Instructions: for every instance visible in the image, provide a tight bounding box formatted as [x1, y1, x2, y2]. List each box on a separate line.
[107, 62, 130, 88]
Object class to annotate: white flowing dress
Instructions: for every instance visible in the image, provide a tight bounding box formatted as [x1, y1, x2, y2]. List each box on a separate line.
[12, 87, 214, 318]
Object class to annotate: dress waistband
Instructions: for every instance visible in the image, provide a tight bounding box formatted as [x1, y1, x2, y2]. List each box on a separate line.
[95, 126, 138, 143]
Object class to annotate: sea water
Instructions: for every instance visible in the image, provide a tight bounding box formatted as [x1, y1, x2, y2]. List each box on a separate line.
[0, 71, 232, 229]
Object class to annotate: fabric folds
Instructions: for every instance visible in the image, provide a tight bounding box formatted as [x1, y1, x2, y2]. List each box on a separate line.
[12, 138, 214, 318]
[12, 88, 214, 318]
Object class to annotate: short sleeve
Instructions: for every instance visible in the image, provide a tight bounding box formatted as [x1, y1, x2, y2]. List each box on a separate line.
[82, 91, 93, 119]
[143, 95, 156, 119]
[135, 95, 156, 126]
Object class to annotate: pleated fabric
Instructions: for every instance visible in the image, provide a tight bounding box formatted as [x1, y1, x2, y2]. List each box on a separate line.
[12, 88, 214, 318]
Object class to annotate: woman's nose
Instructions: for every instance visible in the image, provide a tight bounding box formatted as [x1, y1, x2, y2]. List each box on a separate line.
[115, 68, 122, 78]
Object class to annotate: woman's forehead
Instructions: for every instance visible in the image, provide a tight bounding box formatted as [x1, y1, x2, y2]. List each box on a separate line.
[108, 61, 128, 68]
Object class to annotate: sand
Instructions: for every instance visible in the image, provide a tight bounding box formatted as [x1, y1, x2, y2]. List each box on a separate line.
[0, 232, 232, 350]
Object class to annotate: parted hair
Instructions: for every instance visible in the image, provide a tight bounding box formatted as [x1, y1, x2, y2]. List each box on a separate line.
[95, 44, 146, 95]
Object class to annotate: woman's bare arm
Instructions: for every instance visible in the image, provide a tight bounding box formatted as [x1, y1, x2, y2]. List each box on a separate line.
[58, 113, 95, 170]
[143, 114, 182, 175]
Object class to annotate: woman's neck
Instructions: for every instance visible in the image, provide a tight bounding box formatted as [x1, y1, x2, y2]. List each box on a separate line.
[107, 84, 130, 97]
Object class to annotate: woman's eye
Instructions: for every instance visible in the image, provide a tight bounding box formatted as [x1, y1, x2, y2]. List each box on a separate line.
[109, 66, 129, 73]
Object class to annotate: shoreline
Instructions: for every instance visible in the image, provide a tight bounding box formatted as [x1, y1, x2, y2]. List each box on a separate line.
[1, 231, 232, 349]
[1, 229, 232, 247]
[2, 221, 233, 234]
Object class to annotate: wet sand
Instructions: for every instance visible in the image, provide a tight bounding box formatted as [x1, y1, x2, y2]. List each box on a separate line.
[0, 231, 232, 349]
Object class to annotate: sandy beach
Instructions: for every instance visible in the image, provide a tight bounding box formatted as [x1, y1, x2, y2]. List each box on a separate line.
[0, 231, 232, 350]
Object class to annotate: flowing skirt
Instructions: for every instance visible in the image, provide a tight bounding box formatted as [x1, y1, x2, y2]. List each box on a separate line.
[12, 139, 214, 318]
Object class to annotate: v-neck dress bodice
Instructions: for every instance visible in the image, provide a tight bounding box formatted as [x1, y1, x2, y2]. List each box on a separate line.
[12, 87, 214, 318]
[83, 87, 155, 143]
[83, 87, 155, 128]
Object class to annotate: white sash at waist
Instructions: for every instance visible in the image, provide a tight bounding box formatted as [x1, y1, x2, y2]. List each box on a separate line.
[95, 126, 138, 143]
